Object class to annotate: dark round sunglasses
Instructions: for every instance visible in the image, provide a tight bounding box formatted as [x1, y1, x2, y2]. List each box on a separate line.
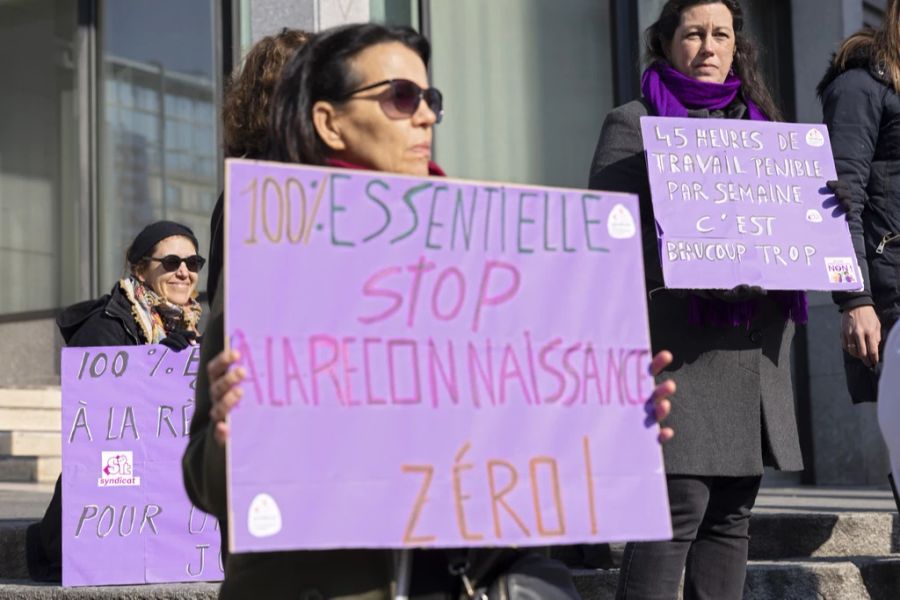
[149, 254, 206, 273]
[342, 78, 444, 123]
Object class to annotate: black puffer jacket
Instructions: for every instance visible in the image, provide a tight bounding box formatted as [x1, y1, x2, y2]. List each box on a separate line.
[819, 46, 900, 403]
[819, 47, 900, 324]
[56, 282, 145, 346]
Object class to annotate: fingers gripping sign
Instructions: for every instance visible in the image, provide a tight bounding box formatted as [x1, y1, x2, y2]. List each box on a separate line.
[648, 350, 676, 443]
[207, 348, 245, 446]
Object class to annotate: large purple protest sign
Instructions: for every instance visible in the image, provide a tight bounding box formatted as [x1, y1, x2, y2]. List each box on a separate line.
[640, 117, 862, 291]
[224, 159, 670, 553]
[61, 346, 222, 587]
[879, 328, 900, 494]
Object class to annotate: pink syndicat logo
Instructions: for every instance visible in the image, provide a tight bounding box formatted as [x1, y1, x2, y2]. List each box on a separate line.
[98, 451, 141, 487]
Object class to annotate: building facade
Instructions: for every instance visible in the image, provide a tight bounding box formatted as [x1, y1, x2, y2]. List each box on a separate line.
[0, 0, 890, 484]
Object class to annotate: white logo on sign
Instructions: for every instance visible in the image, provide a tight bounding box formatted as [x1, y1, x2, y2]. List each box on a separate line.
[98, 451, 140, 487]
[806, 128, 825, 147]
[607, 204, 636, 239]
[806, 209, 823, 223]
[248, 493, 282, 538]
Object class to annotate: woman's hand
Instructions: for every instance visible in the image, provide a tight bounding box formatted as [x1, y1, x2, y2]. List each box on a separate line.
[842, 305, 881, 367]
[649, 350, 676, 443]
[206, 349, 245, 446]
[161, 330, 198, 351]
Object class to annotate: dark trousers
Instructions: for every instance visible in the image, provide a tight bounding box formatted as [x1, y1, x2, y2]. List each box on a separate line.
[616, 474, 762, 600]
[26, 475, 62, 582]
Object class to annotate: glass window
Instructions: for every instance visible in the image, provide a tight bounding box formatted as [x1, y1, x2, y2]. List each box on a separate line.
[165, 183, 182, 210]
[369, 0, 418, 25]
[0, 0, 81, 315]
[429, 0, 614, 188]
[99, 0, 219, 294]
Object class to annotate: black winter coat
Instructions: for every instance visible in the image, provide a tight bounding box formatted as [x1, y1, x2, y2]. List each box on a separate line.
[589, 99, 803, 476]
[56, 283, 145, 346]
[819, 47, 900, 401]
[206, 192, 224, 308]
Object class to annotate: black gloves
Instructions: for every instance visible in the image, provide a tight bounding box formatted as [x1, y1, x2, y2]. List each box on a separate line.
[693, 284, 767, 303]
[161, 330, 198, 351]
[826, 179, 853, 215]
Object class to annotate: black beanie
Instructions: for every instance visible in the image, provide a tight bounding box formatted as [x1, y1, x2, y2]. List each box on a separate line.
[126, 221, 199, 264]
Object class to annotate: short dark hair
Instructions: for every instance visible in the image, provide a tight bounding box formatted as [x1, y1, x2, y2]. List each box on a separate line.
[267, 23, 431, 164]
[645, 0, 783, 121]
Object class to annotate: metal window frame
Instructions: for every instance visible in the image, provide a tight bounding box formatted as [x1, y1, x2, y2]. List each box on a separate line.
[417, 0, 431, 41]
[77, 0, 100, 300]
[611, 0, 641, 106]
[219, 0, 237, 196]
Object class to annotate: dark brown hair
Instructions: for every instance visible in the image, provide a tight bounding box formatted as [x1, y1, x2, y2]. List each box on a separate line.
[223, 28, 312, 158]
[833, 0, 900, 93]
[645, 0, 783, 121]
[267, 23, 430, 164]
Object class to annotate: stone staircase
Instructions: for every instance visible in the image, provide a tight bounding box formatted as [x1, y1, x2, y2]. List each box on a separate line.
[0, 504, 898, 598]
[0, 389, 61, 484]
[563, 509, 900, 599]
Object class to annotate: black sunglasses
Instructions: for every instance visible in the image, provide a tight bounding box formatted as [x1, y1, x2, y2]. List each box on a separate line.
[149, 254, 206, 273]
[342, 78, 444, 123]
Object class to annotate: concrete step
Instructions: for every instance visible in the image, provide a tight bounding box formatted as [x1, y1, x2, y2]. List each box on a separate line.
[741, 557, 900, 600]
[3, 513, 899, 597]
[0, 520, 30, 579]
[553, 513, 900, 568]
[749, 512, 900, 559]
[571, 557, 900, 599]
[0, 432, 60, 457]
[0, 580, 219, 599]
[0, 457, 60, 484]
[0, 521, 220, 597]
[0, 408, 59, 433]
[1, 562, 897, 600]
[0, 389, 61, 411]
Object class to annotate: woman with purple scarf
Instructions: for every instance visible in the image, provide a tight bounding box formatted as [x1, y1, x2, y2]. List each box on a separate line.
[589, 1, 805, 598]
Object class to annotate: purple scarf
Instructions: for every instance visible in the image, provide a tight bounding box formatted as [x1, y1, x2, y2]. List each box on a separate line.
[641, 61, 808, 327]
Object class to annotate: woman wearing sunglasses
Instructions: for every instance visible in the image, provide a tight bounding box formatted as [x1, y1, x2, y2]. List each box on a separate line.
[26, 220, 204, 582]
[184, 23, 673, 599]
[56, 220, 204, 349]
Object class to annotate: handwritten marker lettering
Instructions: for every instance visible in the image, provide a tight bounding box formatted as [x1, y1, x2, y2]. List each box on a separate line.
[640, 117, 862, 291]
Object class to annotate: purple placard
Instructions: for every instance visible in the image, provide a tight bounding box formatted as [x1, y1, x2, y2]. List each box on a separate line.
[640, 117, 863, 291]
[61, 346, 222, 587]
[879, 328, 900, 488]
[225, 159, 671, 553]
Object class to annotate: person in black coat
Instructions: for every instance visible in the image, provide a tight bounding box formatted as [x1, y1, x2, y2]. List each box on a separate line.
[188, 22, 676, 599]
[818, 0, 900, 404]
[589, 2, 805, 598]
[25, 220, 204, 582]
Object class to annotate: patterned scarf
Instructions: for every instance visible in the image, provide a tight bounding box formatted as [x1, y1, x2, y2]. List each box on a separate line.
[119, 277, 202, 344]
[641, 60, 808, 326]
